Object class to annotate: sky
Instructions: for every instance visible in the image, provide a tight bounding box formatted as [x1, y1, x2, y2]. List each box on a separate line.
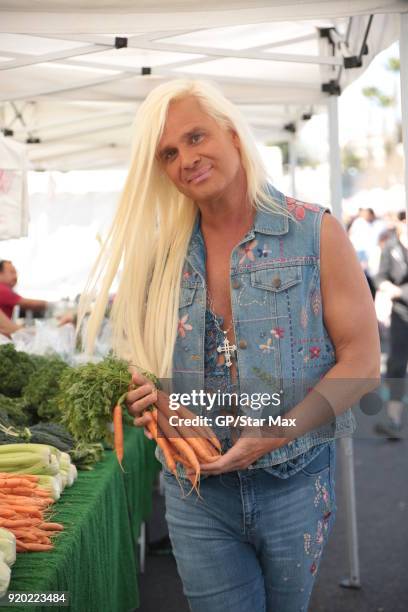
[299, 41, 401, 159]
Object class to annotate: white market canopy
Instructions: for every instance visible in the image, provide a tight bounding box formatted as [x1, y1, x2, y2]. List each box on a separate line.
[0, 1, 406, 170]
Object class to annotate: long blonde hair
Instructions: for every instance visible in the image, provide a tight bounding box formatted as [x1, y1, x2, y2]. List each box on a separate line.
[79, 79, 290, 377]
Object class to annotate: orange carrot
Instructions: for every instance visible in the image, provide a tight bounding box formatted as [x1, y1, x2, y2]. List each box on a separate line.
[113, 403, 124, 469]
[146, 419, 177, 478]
[0, 487, 47, 497]
[0, 479, 36, 488]
[0, 518, 39, 528]
[162, 401, 222, 452]
[1, 505, 43, 517]
[8, 475, 39, 482]
[16, 541, 53, 552]
[156, 396, 222, 453]
[39, 522, 64, 532]
[0, 508, 18, 518]
[12, 530, 38, 543]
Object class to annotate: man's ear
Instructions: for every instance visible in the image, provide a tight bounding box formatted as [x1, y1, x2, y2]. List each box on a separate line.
[230, 129, 241, 150]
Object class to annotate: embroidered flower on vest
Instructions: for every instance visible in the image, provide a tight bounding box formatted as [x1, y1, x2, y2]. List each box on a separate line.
[310, 290, 321, 315]
[309, 346, 321, 359]
[286, 196, 321, 220]
[238, 239, 258, 264]
[177, 314, 193, 337]
[271, 327, 285, 339]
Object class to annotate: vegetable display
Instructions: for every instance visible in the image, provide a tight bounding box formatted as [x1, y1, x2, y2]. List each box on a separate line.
[0, 343, 224, 493]
[23, 356, 69, 422]
[0, 345, 37, 398]
[58, 355, 132, 446]
[0, 443, 79, 556]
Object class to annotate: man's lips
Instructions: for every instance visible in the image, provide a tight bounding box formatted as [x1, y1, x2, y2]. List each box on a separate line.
[187, 165, 212, 184]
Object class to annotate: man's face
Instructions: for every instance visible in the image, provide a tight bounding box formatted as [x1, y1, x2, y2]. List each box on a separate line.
[0, 262, 17, 287]
[157, 96, 242, 203]
[397, 218, 407, 239]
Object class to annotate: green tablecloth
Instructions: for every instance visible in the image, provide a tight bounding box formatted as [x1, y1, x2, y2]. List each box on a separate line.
[4, 426, 160, 612]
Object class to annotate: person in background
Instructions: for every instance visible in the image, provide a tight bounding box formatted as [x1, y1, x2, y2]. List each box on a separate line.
[0, 308, 22, 337]
[348, 208, 386, 300]
[0, 260, 48, 321]
[375, 211, 408, 440]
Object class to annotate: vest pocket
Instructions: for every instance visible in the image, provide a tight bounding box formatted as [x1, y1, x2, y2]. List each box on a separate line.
[250, 265, 302, 292]
[179, 285, 197, 308]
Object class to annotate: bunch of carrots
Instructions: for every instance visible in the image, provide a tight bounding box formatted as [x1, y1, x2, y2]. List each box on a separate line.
[0, 474, 63, 553]
[113, 393, 221, 494]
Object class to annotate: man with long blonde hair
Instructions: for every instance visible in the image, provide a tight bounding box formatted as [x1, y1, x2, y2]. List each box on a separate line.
[85, 79, 380, 611]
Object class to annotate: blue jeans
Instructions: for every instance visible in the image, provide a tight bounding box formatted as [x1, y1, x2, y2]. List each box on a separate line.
[163, 443, 336, 612]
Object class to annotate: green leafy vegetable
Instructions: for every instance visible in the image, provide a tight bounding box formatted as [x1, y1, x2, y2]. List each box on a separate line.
[69, 442, 105, 470]
[0, 344, 38, 397]
[0, 394, 30, 426]
[23, 355, 70, 422]
[58, 355, 133, 445]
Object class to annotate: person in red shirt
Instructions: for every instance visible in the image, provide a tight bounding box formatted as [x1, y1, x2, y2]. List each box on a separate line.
[0, 260, 48, 320]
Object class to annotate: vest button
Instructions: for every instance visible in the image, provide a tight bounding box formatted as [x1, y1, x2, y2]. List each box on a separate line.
[238, 340, 248, 349]
[272, 276, 281, 288]
[232, 279, 241, 289]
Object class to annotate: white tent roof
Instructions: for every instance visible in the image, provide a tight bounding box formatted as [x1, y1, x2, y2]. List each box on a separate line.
[0, 1, 406, 170]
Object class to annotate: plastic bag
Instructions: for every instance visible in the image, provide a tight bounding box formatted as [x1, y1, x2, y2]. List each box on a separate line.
[11, 320, 76, 362]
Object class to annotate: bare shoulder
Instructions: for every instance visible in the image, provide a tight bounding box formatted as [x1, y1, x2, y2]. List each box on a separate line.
[319, 210, 379, 359]
[320, 211, 360, 276]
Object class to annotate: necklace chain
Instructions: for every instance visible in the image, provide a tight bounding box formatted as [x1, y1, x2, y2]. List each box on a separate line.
[206, 289, 232, 336]
[206, 287, 237, 367]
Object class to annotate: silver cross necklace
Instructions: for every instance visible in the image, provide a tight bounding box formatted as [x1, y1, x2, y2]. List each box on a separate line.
[206, 290, 237, 368]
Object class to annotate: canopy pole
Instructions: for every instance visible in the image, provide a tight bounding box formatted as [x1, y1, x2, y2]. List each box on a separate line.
[327, 95, 343, 219]
[339, 437, 361, 589]
[289, 135, 297, 198]
[327, 90, 361, 589]
[400, 12, 408, 220]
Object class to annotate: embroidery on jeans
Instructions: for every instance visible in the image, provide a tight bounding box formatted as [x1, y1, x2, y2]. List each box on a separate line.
[304, 476, 332, 575]
[314, 475, 330, 508]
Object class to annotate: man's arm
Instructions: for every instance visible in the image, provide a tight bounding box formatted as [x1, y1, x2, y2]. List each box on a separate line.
[18, 297, 48, 312]
[0, 310, 22, 336]
[279, 212, 381, 439]
[199, 213, 381, 473]
[375, 244, 402, 299]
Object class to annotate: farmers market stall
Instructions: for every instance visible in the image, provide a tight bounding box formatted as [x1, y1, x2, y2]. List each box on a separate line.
[2, 426, 159, 612]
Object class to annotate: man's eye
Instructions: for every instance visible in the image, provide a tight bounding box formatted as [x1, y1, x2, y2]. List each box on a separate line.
[191, 133, 203, 144]
[163, 150, 176, 161]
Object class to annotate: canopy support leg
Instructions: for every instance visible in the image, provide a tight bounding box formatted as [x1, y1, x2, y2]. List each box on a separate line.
[289, 135, 297, 198]
[327, 94, 343, 219]
[339, 437, 361, 589]
[400, 12, 408, 220]
[327, 91, 361, 588]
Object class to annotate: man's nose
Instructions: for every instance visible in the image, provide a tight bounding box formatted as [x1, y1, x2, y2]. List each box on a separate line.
[180, 148, 200, 169]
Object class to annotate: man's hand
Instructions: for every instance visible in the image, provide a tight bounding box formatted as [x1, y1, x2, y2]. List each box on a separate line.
[196, 434, 289, 476]
[125, 371, 158, 438]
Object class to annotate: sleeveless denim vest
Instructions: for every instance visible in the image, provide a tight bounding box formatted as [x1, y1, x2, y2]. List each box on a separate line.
[159, 184, 355, 470]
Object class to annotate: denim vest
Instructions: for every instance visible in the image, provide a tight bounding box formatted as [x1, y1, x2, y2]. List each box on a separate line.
[161, 185, 355, 471]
